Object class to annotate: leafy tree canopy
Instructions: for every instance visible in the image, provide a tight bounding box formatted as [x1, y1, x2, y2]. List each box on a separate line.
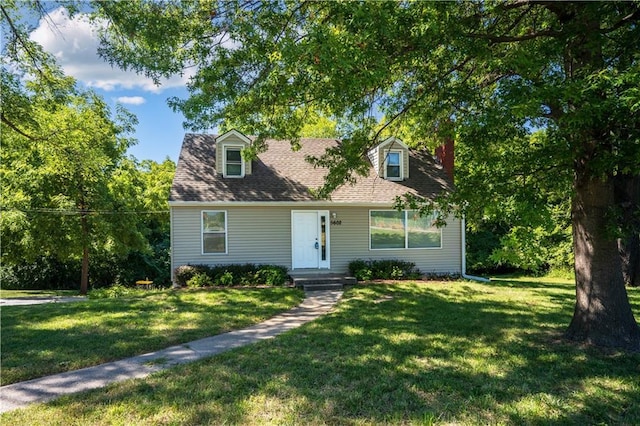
[1, 1, 175, 293]
[93, 0, 640, 350]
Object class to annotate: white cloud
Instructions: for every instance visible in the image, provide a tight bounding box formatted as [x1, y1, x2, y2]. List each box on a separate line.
[116, 96, 146, 105]
[29, 7, 190, 93]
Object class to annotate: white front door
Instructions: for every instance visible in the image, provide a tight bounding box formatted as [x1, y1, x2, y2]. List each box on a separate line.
[291, 210, 330, 269]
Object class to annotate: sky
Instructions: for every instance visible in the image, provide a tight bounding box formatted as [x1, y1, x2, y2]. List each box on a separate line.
[28, 7, 198, 163]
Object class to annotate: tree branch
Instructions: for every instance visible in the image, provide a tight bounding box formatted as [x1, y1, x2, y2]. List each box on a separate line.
[0, 4, 46, 77]
[1, 113, 40, 141]
[465, 29, 562, 43]
[600, 9, 640, 34]
[496, 0, 534, 12]
[372, 58, 473, 144]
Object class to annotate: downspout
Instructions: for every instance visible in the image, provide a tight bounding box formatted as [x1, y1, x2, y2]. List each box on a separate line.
[461, 216, 491, 282]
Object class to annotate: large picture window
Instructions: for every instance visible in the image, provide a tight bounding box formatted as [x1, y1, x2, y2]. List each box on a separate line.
[202, 211, 227, 254]
[370, 210, 441, 250]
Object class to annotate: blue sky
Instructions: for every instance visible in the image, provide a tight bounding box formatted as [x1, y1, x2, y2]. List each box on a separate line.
[29, 7, 199, 163]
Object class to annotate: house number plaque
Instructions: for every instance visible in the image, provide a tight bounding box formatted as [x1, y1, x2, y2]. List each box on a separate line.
[331, 220, 342, 226]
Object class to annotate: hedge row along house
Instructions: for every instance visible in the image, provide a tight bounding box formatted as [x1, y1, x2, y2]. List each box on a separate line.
[169, 129, 464, 283]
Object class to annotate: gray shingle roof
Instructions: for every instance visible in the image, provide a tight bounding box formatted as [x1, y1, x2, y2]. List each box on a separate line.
[170, 133, 453, 203]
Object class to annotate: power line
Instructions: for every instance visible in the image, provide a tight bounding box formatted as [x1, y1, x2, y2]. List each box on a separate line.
[1, 208, 170, 215]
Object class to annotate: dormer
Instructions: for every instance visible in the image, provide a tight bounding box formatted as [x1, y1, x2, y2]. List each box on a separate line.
[215, 130, 252, 178]
[368, 137, 409, 181]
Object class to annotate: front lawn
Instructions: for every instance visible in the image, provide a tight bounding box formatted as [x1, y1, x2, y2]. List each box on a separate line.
[3, 278, 639, 424]
[0, 288, 303, 385]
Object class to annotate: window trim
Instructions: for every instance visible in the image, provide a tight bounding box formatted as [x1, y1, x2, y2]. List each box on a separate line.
[369, 210, 442, 250]
[383, 149, 403, 181]
[223, 145, 245, 178]
[201, 210, 228, 255]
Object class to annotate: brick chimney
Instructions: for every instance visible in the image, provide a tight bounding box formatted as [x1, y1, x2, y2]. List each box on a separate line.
[434, 137, 454, 181]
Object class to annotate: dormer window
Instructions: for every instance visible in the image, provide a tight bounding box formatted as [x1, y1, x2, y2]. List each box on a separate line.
[384, 150, 403, 181]
[368, 137, 409, 181]
[224, 147, 244, 177]
[216, 130, 252, 178]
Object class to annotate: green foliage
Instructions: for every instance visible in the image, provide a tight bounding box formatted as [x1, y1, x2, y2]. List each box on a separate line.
[88, 284, 135, 299]
[349, 259, 421, 281]
[348, 259, 373, 281]
[1, 3, 176, 294]
[254, 266, 289, 286]
[215, 271, 234, 286]
[174, 264, 289, 287]
[0, 242, 172, 291]
[0, 256, 80, 290]
[93, 1, 639, 238]
[299, 110, 339, 139]
[466, 214, 574, 276]
[174, 265, 211, 287]
[187, 273, 213, 288]
[458, 129, 575, 275]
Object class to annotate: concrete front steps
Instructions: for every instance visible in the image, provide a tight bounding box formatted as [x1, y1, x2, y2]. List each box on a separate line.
[290, 273, 357, 291]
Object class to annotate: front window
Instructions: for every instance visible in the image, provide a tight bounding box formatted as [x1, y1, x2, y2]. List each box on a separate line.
[370, 210, 405, 249]
[370, 210, 441, 249]
[225, 147, 243, 177]
[202, 211, 227, 254]
[406, 211, 441, 248]
[385, 150, 402, 180]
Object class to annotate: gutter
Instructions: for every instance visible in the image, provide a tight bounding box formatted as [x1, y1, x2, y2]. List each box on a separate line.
[461, 216, 491, 283]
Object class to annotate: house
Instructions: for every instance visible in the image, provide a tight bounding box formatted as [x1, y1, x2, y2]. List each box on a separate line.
[169, 130, 463, 282]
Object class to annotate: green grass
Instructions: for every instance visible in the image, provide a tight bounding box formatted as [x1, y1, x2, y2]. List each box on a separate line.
[0, 287, 303, 385]
[3, 278, 639, 425]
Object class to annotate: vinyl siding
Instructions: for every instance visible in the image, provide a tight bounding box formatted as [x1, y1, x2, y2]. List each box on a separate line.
[172, 206, 291, 272]
[215, 134, 252, 176]
[329, 207, 460, 273]
[171, 205, 462, 279]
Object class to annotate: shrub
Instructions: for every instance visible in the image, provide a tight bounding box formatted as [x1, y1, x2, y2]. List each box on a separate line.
[173, 264, 288, 287]
[1, 242, 173, 291]
[187, 272, 213, 288]
[349, 259, 373, 281]
[88, 284, 135, 299]
[174, 265, 211, 287]
[0, 256, 80, 290]
[349, 259, 421, 281]
[216, 271, 234, 286]
[255, 265, 288, 286]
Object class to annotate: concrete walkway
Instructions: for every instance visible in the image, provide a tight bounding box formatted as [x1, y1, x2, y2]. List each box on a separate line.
[0, 290, 342, 414]
[0, 296, 87, 306]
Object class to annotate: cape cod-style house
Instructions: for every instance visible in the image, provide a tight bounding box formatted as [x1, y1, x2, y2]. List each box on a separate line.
[169, 130, 463, 283]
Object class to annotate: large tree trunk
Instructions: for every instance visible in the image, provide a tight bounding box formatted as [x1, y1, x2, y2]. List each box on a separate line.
[566, 175, 640, 351]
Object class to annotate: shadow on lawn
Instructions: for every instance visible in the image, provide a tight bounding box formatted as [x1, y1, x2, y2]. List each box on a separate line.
[50, 282, 640, 425]
[0, 289, 301, 384]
